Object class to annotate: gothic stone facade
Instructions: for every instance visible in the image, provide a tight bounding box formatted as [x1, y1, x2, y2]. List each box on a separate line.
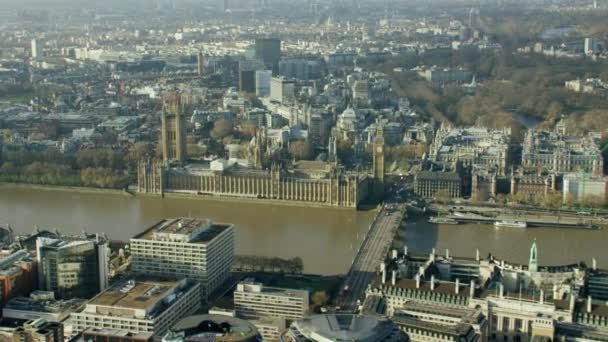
[138, 162, 370, 209]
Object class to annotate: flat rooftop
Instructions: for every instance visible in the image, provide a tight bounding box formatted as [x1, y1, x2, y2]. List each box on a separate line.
[4, 296, 85, 314]
[236, 282, 309, 299]
[89, 278, 178, 311]
[392, 315, 474, 337]
[134, 218, 232, 243]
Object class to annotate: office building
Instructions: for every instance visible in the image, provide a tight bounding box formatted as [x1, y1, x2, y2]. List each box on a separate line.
[0, 249, 37, 305]
[584, 37, 598, 55]
[197, 51, 205, 77]
[3, 291, 86, 322]
[71, 328, 153, 342]
[418, 67, 473, 84]
[522, 128, 603, 176]
[162, 314, 261, 342]
[270, 77, 295, 104]
[31, 38, 39, 59]
[390, 300, 487, 342]
[0, 318, 63, 342]
[36, 236, 109, 300]
[283, 314, 404, 341]
[586, 268, 608, 301]
[278, 58, 324, 80]
[239, 69, 257, 94]
[414, 171, 462, 199]
[239, 60, 264, 94]
[563, 173, 607, 204]
[130, 218, 234, 299]
[233, 281, 309, 320]
[71, 278, 201, 336]
[352, 80, 370, 104]
[250, 316, 285, 342]
[161, 94, 187, 164]
[564, 78, 607, 94]
[255, 70, 272, 97]
[254, 38, 281, 73]
[430, 124, 511, 175]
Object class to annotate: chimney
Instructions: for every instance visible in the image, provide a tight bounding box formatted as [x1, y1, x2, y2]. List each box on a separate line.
[415, 274, 421, 289]
[391, 270, 396, 286]
[403, 245, 408, 256]
[430, 275, 436, 291]
[470, 280, 475, 298]
[476, 249, 480, 262]
[587, 296, 593, 313]
[392, 249, 398, 260]
[540, 289, 545, 305]
[499, 283, 504, 298]
[445, 249, 450, 259]
[592, 258, 597, 271]
[455, 278, 460, 294]
[569, 293, 576, 312]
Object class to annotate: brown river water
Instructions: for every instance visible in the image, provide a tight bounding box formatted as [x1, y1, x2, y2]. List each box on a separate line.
[0, 184, 606, 273]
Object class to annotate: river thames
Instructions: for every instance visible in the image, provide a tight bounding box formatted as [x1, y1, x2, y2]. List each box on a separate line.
[1, 184, 607, 274]
[0, 184, 375, 275]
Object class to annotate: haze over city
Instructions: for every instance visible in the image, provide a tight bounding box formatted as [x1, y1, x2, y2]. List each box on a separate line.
[0, 0, 608, 341]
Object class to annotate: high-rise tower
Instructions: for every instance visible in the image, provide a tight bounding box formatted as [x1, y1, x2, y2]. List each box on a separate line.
[255, 38, 281, 75]
[161, 94, 187, 164]
[31, 39, 39, 59]
[197, 51, 205, 77]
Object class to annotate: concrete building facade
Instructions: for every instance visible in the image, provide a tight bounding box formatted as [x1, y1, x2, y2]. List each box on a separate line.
[71, 278, 201, 336]
[233, 282, 309, 320]
[130, 218, 234, 299]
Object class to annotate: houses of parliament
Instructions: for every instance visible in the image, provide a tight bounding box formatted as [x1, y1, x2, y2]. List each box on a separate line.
[137, 96, 386, 209]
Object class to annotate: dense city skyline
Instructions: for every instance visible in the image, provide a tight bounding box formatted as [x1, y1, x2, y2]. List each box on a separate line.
[1, 0, 608, 340]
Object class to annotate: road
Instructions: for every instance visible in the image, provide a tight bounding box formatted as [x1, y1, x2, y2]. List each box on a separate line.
[334, 203, 406, 311]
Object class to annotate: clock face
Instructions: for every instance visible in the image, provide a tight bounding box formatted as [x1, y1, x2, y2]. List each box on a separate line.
[376, 146, 383, 153]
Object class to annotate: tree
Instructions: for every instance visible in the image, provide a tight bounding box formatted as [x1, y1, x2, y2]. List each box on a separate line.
[289, 140, 312, 160]
[127, 142, 155, 168]
[239, 121, 258, 140]
[311, 291, 329, 307]
[336, 139, 354, 164]
[211, 119, 234, 140]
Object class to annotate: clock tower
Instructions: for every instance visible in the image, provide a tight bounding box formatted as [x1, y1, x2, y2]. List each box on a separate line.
[373, 126, 385, 182]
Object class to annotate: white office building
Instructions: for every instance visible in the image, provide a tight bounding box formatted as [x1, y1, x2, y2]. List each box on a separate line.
[130, 218, 234, 299]
[31, 39, 39, 59]
[71, 278, 201, 336]
[563, 173, 607, 204]
[234, 281, 309, 320]
[270, 77, 295, 104]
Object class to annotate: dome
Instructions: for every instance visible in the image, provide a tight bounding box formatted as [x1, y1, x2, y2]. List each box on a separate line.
[166, 314, 261, 342]
[341, 107, 357, 118]
[284, 314, 404, 342]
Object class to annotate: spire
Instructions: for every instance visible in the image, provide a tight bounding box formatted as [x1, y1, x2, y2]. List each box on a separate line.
[529, 239, 538, 272]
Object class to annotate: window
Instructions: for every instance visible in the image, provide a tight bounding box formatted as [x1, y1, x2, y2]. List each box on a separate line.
[502, 317, 510, 333]
[515, 319, 523, 332]
[491, 315, 498, 331]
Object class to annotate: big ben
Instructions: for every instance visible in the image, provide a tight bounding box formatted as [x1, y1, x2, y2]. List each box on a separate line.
[373, 126, 385, 183]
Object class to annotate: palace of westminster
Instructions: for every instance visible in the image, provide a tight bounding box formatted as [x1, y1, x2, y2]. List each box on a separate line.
[137, 95, 385, 208]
